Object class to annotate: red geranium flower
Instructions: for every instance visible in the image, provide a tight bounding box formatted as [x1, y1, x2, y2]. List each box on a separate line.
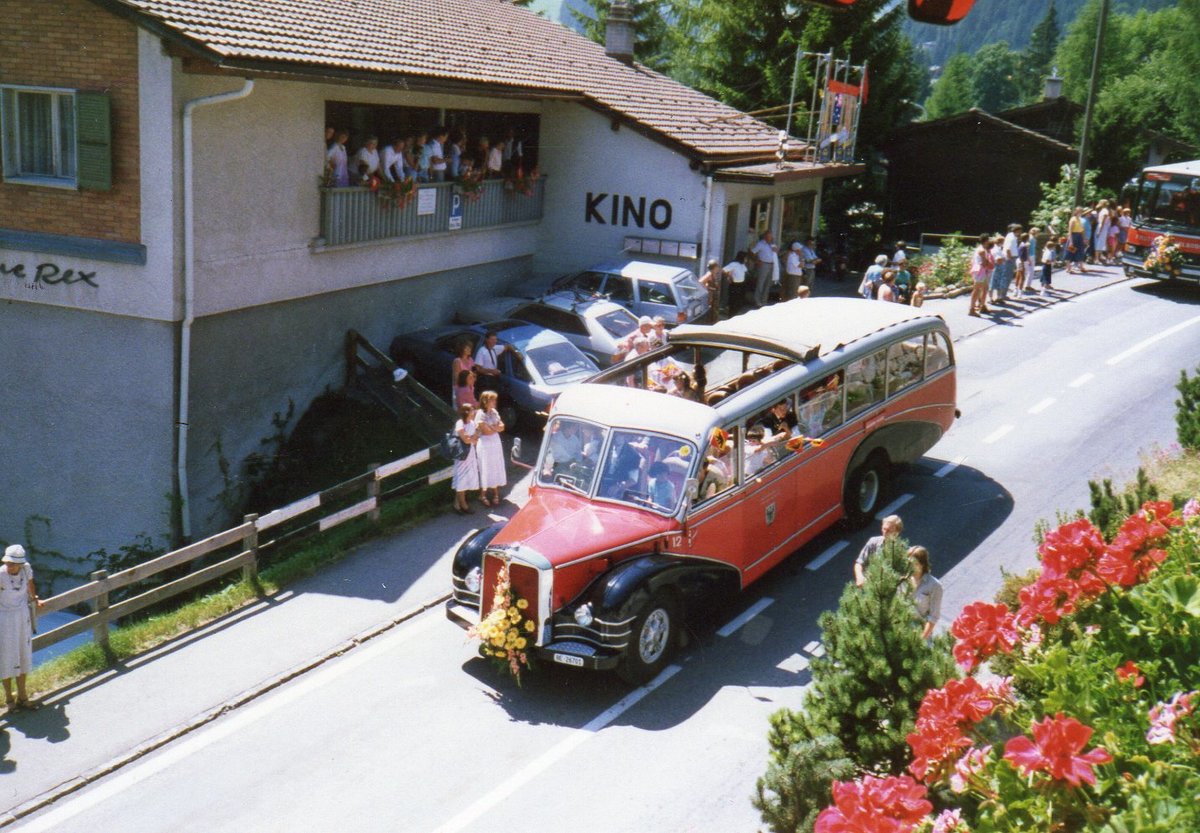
[1115, 660, 1145, 687]
[815, 774, 933, 833]
[1038, 518, 1105, 579]
[1003, 713, 1112, 787]
[907, 678, 997, 783]
[952, 602, 1018, 670]
[1139, 499, 1181, 528]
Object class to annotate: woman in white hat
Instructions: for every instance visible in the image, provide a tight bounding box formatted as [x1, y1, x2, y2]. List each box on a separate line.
[1, 545, 43, 709]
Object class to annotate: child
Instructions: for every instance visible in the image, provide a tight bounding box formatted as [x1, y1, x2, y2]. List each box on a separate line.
[1039, 238, 1056, 296]
[1015, 233, 1030, 294]
[910, 282, 926, 307]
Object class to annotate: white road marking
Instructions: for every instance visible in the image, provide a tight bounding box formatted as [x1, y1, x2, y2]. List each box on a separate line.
[1068, 372, 1095, 388]
[875, 493, 913, 520]
[803, 640, 821, 654]
[486, 513, 507, 522]
[812, 644, 826, 658]
[806, 541, 848, 571]
[777, 653, 810, 674]
[717, 597, 775, 637]
[1028, 397, 1056, 414]
[933, 456, 965, 478]
[433, 665, 682, 833]
[13, 615, 442, 833]
[1106, 314, 1200, 366]
[984, 425, 1014, 444]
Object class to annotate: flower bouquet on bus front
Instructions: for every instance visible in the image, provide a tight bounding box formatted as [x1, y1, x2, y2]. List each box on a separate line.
[467, 561, 536, 685]
[1144, 234, 1184, 277]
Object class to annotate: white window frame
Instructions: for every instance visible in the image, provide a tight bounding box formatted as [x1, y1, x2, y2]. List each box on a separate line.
[1, 84, 78, 189]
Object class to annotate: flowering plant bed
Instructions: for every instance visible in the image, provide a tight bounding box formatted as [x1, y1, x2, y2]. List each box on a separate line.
[1144, 233, 1185, 277]
[814, 498, 1200, 832]
[467, 561, 535, 685]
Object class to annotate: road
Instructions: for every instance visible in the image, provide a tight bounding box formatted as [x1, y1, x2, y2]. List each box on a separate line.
[13, 279, 1200, 833]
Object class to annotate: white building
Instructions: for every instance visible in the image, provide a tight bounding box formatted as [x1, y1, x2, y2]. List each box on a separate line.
[0, 0, 861, 573]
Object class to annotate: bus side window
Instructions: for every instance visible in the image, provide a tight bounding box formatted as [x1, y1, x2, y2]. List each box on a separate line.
[799, 372, 843, 436]
[845, 351, 885, 416]
[886, 337, 925, 396]
[696, 425, 739, 504]
[925, 331, 952, 376]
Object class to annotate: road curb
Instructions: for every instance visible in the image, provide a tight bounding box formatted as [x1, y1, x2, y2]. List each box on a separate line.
[953, 271, 1132, 341]
[0, 591, 452, 828]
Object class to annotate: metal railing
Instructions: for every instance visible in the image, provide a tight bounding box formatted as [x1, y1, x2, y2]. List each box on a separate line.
[319, 177, 546, 247]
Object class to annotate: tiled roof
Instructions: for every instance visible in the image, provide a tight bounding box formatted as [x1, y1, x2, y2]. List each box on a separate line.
[97, 0, 791, 160]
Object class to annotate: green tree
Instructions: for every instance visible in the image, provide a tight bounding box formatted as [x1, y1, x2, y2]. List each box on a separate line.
[754, 733, 855, 833]
[760, 541, 956, 784]
[1177, 365, 1200, 451]
[924, 52, 974, 119]
[572, 0, 673, 71]
[1021, 0, 1060, 101]
[971, 41, 1024, 112]
[1030, 163, 1102, 232]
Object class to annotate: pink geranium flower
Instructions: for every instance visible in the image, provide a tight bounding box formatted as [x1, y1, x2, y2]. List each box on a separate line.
[815, 775, 933, 833]
[1147, 691, 1196, 745]
[951, 602, 1019, 671]
[1003, 713, 1112, 787]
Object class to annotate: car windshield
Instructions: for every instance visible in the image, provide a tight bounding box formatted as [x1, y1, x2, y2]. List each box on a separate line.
[596, 308, 639, 338]
[595, 430, 696, 514]
[525, 341, 597, 382]
[538, 417, 606, 494]
[1144, 176, 1200, 228]
[674, 272, 708, 304]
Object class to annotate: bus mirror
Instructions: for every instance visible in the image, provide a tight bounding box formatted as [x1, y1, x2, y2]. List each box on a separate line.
[680, 478, 699, 523]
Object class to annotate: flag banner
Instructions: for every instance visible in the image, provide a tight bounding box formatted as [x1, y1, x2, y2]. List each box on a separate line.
[828, 79, 860, 98]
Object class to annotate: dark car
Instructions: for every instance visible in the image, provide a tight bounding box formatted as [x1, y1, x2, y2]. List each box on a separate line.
[388, 320, 599, 429]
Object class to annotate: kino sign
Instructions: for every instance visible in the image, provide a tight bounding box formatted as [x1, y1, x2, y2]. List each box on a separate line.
[585, 192, 672, 230]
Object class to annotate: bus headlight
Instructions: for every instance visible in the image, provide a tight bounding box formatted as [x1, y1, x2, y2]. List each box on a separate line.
[574, 603, 594, 627]
[465, 566, 482, 594]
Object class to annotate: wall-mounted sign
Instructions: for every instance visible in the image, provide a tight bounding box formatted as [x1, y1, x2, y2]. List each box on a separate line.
[585, 193, 672, 230]
[417, 187, 437, 216]
[1, 260, 99, 287]
[448, 192, 463, 230]
[622, 237, 699, 260]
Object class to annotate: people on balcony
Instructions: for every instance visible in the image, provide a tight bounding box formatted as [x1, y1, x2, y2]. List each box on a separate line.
[428, 126, 449, 183]
[353, 136, 381, 184]
[448, 130, 466, 179]
[381, 137, 407, 182]
[325, 127, 350, 187]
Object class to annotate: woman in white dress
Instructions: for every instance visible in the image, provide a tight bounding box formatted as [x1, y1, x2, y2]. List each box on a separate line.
[452, 404, 480, 514]
[475, 390, 507, 507]
[1, 545, 43, 710]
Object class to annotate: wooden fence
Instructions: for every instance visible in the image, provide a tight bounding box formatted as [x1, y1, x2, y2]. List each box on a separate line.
[32, 446, 453, 654]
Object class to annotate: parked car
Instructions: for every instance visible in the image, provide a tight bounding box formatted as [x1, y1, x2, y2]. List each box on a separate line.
[456, 291, 640, 367]
[545, 260, 710, 325]
[388, 320, 599, 429]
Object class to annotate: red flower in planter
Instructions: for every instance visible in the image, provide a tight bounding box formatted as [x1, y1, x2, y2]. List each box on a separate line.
[951, 602, 1019, 670]
[1038, 518, 1105, 579]
[1115, 661, 1145, 687]
[1003, 713, 1112, 787]
[1139, 499, 1181, 528]
[815, 774, 932, 833]
[907, 678, 996, 783]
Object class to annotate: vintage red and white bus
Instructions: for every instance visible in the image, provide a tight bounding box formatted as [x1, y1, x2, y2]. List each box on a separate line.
[448, 298, 957, 683]
[1121, 159, 1200, 285]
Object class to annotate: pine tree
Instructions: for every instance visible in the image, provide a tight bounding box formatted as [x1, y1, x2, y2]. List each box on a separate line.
[762, 539, 957, 782]
[571, 0, 673, 71]
[924, 53, 974, 120]
[1021, 0, 1060, 101]
[754, 732, 855, 833]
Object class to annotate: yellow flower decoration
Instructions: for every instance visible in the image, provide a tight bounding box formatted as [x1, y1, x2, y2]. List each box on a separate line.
[525, 620, 535, 632]
[679, 445, 691, 458]
[516, 598, 529, 609]
[516, 638, 527, 649]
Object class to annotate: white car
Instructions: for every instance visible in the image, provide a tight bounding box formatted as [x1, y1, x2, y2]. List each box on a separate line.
[457, 291, 639, 366]
[546, 260, 710, 325]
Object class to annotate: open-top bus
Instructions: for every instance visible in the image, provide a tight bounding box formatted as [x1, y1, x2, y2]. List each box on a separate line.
[447, 298, 957, 683]
[1121, 159, 1200, 285]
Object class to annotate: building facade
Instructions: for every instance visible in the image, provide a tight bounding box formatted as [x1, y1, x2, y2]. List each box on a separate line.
[0, 0, 859, 578]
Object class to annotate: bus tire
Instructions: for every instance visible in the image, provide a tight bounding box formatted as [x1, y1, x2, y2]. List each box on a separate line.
[616, 590, 679, 686]
[844, 453, 889, 529]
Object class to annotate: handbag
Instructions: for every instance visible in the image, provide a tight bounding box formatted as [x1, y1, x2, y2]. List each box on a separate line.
[439, 432, 470, 462]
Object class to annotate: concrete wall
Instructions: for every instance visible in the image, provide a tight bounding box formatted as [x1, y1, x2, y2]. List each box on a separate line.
[535, 102, 707, 277]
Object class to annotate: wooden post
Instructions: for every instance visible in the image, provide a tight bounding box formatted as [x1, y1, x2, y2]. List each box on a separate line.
[367, 464, 381, 524]
[90, 569, 110, 652]
[242, 514, 259, 586]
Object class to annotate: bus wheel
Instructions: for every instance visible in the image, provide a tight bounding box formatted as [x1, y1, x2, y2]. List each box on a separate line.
[616, 591, 679, 685]
[844, 454, 888, 528]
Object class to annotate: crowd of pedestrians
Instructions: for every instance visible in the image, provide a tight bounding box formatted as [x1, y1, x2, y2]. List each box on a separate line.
[448, 331, 517, 513]
[856, 241, 927, 307]
[700, 232, 826, 321]
[324, 124, 527, 188]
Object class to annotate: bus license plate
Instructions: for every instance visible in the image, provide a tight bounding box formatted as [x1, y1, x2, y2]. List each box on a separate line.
[553, 653, 584, 667]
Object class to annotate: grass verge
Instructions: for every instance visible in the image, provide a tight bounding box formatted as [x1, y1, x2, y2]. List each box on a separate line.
[28, 479, 452, 696]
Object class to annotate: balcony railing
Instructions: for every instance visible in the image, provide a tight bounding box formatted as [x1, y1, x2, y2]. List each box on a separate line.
[318, 177, 546, 247]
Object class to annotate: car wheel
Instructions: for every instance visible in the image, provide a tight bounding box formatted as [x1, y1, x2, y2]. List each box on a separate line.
[616, 590, 679, 686]
[499, 403, 519, 434]
[843, 453, 889, 529]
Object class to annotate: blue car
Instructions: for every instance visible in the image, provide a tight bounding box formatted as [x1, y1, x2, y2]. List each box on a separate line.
[388, 320, 599, 429]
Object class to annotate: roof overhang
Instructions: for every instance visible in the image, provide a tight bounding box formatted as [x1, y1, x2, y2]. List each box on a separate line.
[709, 160, 866, 184]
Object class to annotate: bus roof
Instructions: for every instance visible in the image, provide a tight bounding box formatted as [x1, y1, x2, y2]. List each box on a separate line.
[1144, 160, 1200, 178]
[551, 384, 714, 445]
[670, 298, 946, 362]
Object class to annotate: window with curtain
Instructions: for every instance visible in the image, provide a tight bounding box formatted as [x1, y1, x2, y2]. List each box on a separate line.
[2, 86, 78, 186]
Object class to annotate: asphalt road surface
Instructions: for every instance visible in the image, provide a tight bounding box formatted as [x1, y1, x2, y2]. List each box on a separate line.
[14, 279, 1200, 833]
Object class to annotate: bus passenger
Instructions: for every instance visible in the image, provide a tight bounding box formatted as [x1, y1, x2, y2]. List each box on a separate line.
[744, 426, 771, 477]
[647, 462, 676, 510]
[601, 433, 647, 497]
[854, 514, 904, 587]
[698, 428, 733, 500]
[544, 420, 583, 478]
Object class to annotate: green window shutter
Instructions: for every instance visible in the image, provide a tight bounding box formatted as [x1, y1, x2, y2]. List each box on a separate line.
[75, 91, 111, 191]
[0, 88, 16, 179]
